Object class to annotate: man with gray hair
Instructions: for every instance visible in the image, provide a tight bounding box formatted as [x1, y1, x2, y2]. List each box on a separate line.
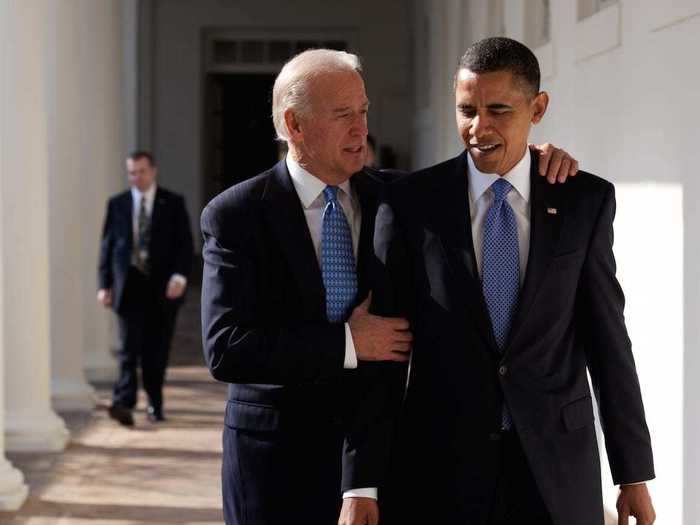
[201, 48, 577, 525]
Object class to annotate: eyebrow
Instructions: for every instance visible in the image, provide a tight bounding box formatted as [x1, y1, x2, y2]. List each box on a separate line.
[332, 101, 370, 114]
[458, 103, 513, 110]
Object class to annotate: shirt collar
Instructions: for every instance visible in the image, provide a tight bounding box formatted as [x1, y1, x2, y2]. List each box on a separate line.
[286, 154, 353, 208]
[131, 183, 157, 205]
[467, 148, 531, 204]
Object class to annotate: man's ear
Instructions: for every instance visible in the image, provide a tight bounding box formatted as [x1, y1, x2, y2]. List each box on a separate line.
[531, 91, 549, 124]
[284, 109, 303, 140]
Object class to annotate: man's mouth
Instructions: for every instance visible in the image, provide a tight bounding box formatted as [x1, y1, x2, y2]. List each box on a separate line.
[343, 146, 364, 154]
[470, 143, 501, 153]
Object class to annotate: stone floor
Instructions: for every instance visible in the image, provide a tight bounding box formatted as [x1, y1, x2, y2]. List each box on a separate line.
[0, 283, 229, 525]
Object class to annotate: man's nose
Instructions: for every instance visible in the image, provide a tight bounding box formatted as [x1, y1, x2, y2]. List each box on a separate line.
[470, 113, 490, 138]
[351, 113, 368, 136]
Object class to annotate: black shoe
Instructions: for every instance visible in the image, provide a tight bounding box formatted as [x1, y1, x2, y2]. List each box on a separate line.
[146, 405, 165, 422]
[109, 404, 134, 426]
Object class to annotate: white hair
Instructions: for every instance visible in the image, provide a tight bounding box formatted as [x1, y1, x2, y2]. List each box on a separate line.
[272, 48, 362, 142]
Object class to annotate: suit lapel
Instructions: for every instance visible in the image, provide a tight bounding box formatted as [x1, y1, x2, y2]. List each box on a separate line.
[505, 156, 564, 353]
[351, 171, 380, 300]
[119, 191, 134, 246]
[262, 161, 326, 318]
[149, 187, 166, 243]
[436, 152, 499, 352]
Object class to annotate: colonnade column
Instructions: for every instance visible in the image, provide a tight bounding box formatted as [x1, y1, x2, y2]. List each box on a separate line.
[80, 0, 125, 384]
[2, 0, 69, 451]
[47, 0, 98, 412]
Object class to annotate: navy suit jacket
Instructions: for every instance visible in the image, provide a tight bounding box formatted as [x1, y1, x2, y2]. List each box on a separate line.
[98, 186, 193, 313]
[378, 151, 654, 525]
[200, 160, 404, 524]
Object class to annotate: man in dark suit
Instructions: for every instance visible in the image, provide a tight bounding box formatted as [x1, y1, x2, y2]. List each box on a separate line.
[98, 151, 193, 426]
[379, 38, 656, 525]
[200, 49, 415, 525]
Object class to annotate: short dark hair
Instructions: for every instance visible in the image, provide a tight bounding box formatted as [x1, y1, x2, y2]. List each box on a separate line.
[456, 37, 540, 97]
[127, 150, 156, 166]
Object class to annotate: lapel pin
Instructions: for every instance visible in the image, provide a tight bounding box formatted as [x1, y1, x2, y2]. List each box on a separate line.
[546, 207, 557, 215]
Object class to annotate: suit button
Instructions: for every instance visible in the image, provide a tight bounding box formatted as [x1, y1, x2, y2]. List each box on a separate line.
[498, 365, 508, 376]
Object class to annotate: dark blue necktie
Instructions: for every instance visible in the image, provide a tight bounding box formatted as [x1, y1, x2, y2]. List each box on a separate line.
[321, 186, 357, 323]
[482, 178, 519, 429]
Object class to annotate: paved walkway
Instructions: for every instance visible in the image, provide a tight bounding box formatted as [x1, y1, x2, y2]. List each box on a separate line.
[0, 285, 229, 525]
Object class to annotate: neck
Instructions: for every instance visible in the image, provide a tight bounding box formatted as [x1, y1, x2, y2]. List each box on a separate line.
[288, 146, 350, 186]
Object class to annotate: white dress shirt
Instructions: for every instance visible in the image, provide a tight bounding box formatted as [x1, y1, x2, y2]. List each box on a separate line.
[286, 156, 361, 369]
[130, 184, 187, 288]
[286, 156, 377, 500]
[467, 148, 531, 286]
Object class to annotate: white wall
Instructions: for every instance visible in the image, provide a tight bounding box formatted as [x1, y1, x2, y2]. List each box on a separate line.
[142, 0, 413, 243]
[413, 0, 700, 522]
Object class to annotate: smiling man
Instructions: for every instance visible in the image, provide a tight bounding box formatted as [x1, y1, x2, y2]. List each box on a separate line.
[378, 37, 656, 525]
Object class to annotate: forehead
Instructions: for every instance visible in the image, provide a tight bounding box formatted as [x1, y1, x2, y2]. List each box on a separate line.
[127, 157, 151, 170]
[455, 69, 525, 101]
[309, 71, 368, 109]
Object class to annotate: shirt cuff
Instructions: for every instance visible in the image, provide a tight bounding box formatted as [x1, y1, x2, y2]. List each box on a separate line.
[343, 323, 358, 369]
[169, 274, 187, 287]
[620, 480, 650, 486]
[343, 488, 377, 500]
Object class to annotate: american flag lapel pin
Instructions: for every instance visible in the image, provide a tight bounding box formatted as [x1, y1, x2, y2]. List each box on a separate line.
[546, 207, 557, 215]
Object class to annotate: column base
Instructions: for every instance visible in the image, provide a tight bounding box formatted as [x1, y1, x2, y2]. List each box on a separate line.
[5, 410, 69, 452]
[52, 379, 97, 412]
[0, 458, 28, 511]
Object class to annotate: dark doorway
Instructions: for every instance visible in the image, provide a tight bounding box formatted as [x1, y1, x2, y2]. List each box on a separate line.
[203, 73, 279, 203]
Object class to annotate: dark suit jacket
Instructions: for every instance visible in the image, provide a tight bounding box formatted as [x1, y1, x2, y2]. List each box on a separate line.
[378, 151, 654, 525]
[98, 186, 194, 313]
[200, 160, 403, 524]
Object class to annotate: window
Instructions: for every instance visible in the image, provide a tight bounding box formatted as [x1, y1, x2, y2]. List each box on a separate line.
[578, 0, 617, 21]
[526, 0, 550, 49]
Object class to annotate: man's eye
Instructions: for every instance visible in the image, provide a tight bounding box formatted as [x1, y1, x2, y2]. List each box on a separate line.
[461, 109, 475, 118]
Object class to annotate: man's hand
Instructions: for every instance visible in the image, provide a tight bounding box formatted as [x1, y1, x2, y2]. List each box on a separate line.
[338, 497, 379, 525]
[97, 288, 112, 307]
[617, 483, 656, 525]
[529, 143, 579, 184]
[165, 277, 186, 300]
[348, 294, 411, 362]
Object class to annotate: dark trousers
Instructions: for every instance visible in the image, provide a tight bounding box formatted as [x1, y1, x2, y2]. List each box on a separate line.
[222, 420, 344, 525]
[113, 267, 179, 410]
[488, 431, 553, 525]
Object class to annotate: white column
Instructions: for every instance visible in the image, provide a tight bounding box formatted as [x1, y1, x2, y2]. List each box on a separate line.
[46, 0, 97, 412]
[80, 0, 125, 384]
[2, 0, 68, 452]
[0, 0, 31, 510]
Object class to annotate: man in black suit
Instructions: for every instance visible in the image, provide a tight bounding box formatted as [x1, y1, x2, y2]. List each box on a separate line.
[379, 38, 656, 525]
[98, 151, 193, 426]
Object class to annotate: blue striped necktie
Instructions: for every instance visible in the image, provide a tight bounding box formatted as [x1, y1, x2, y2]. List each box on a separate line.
[321, 186, 357, 323]
[482, 178, 519, 429]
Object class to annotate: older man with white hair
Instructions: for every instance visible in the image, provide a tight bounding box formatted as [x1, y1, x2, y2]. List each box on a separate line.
[201, 48, 577, 525]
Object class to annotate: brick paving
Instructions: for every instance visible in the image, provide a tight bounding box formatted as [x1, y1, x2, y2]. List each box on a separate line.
[0, 283, 229, 525]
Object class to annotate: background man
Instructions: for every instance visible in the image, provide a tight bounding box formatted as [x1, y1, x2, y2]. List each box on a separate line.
[380, 37, 655, 525]
[98, 151, 194, 426]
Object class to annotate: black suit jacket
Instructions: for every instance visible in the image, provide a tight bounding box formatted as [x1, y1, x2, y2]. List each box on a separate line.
[378, 151, 654, 525]
[200, 160, 402, 523]
[98, 186, 194, 313]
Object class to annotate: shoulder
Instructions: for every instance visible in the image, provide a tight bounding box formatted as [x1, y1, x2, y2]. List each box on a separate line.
[200, 168, 272, 235]
[391, 155, 462, 199]
[557, 170, 614, 204]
